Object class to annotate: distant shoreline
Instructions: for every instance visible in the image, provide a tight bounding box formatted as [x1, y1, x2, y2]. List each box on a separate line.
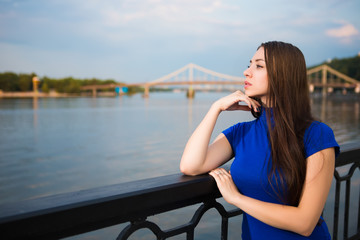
[0, 90, 115, 98]
[0, 91, 70, 98]
[1, 90, 360, 100]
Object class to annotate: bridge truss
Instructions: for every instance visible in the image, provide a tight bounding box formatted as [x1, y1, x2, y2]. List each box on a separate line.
[81, 63, 360, 97]
[307, 65, 360, 95]
[135, 63, 245, 97]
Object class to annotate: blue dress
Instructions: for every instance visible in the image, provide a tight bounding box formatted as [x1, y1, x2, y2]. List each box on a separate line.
[222, 110, 340, 240]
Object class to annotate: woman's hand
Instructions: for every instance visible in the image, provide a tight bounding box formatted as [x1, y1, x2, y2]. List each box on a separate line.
[209, 168, 241, 205]
[212, 90, 260, 113]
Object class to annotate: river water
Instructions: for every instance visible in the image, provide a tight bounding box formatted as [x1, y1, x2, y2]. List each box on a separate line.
[0, 92, 359, 239]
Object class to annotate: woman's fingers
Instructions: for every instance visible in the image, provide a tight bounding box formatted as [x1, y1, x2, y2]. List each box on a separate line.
[209, 168, 231, 179]
[235, 93, 260, 112]
[215, 91, 261, 112]
[209, 168, 239, 205]
[236, 105, 252, 111]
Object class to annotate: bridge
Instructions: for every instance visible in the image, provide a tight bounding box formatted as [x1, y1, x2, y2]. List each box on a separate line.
[81, 63, 244, 97]
[81, 63, 360, 98]
[308, 65, 360, 96]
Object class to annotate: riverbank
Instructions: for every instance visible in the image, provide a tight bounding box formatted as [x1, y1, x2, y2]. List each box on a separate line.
[0, 90, 115, 98]
[2, 90, 360, 100]
[0, 90, 68, 98]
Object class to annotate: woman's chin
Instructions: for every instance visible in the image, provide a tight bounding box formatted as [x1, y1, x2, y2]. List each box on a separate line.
[244, 90, 254, 97]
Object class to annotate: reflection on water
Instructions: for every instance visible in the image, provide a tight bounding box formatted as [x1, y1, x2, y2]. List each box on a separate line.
[311, 96, 360, 145]
[188, 98, 194, 132]
[32, 97, 38, 129]
[0, 93, 359, 239]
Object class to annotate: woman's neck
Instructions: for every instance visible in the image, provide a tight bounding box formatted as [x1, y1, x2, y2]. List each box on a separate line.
[260, 96, 269, 107]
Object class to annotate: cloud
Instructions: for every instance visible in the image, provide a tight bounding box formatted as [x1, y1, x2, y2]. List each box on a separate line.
[1, 0, 359, 81]
[99, 0, 241, 28]
[326, 21, 360, 43]
[89, 0, 246, 51]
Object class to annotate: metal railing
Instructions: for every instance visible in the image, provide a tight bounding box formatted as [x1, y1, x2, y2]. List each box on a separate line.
[332, 143, 360, 240]
[0, 143, 359, 240]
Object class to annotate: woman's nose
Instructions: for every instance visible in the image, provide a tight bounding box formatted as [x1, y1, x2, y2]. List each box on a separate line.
[244, 67, 251, 78]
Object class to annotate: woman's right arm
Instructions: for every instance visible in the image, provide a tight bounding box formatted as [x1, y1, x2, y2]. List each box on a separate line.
[180, 103, 230, 176]
[180, 91, 260, 176]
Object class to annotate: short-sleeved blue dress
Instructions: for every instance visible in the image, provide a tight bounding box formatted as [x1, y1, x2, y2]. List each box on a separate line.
[222, 109, 340, 240]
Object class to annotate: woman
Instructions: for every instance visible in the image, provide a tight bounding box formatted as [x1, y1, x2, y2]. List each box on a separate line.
[180, 41, 339, 239]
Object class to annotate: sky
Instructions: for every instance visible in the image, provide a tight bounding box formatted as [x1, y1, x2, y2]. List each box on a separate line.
[0, 0, 359, 83]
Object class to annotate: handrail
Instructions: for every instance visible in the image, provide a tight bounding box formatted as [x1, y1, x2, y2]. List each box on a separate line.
[0, 143, 359, 240]
[0, 171, 222, 239]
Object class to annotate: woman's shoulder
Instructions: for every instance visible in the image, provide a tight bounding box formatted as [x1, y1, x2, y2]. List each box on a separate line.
[222, 119, 257, 142]
[304, 121, 334, 137]
[304, 120, 340, 158]
[224, 119, 257, 133]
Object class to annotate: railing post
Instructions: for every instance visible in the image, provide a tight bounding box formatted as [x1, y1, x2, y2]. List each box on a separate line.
[344, 179, 351, 239]
[333, 172, 341, 240]
[187, 229, 194, 240]
[358, 188, 360, 237]
[221, 216, 228, 240]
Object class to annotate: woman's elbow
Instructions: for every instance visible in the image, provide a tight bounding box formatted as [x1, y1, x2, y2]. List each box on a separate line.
[179, 164, 190, 175]
[299, 229, 313, 237]
[180, 165, 196, 176]
[297, 222, 316, 237]
[299, 229, 312, 237]
[179, 162, 202, 176]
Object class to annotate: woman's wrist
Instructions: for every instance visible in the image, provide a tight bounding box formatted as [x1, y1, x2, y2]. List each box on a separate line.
[228, 191, 243, 206]
[210, 101, 223, 114]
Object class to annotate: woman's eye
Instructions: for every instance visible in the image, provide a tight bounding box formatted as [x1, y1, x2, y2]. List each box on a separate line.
[256, 65, 263, 68]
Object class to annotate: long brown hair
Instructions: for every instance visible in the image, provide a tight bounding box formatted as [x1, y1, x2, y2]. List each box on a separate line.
[260, 41, 313, 206]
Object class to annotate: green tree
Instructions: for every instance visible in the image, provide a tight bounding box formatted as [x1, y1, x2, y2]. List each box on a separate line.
[64, 78, 81, 93]
[310, 55, 360, 81]
[18, 74, 32, 91]
[0, 72, 19, 91]
[41, 82, 50, 93]
[328, 56, 360, 81]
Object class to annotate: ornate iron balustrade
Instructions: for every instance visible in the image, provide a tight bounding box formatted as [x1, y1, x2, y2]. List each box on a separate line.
[332, 143, 360, 240]
[0, 143, 359, 240]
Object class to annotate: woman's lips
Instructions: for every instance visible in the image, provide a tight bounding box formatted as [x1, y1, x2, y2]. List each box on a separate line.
[244, 81, 252, 88]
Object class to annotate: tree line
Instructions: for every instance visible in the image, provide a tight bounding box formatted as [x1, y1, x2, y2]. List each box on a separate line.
[0, 73, 121, 94]
[1, 54, 359, 93]
[311, 54, 360, 80]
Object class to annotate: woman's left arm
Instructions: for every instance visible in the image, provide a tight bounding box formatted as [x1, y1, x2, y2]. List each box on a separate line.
[209, 147, 335, 237]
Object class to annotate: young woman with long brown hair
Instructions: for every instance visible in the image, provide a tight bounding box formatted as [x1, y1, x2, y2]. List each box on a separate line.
[180, 41, 339, 239]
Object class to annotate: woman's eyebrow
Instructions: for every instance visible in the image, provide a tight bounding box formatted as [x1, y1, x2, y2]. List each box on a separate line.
[249, 59, 265, 63]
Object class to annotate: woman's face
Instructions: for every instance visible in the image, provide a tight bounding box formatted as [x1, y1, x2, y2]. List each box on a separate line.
[243, 47, 269, 104]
